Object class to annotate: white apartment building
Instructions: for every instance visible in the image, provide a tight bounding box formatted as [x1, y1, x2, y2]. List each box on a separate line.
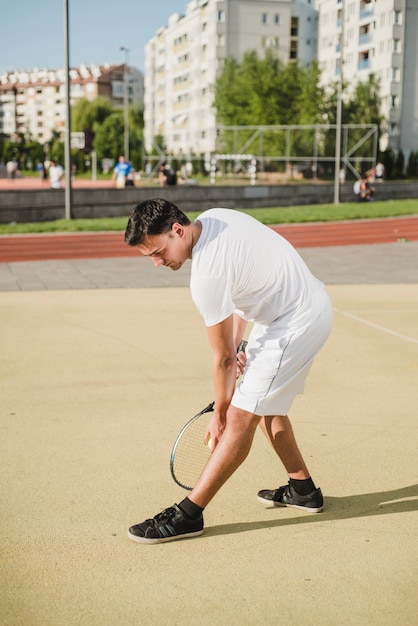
[0, 64, 144, 144]
[317, 0, 418, 159]
[144, 0, 318, 157]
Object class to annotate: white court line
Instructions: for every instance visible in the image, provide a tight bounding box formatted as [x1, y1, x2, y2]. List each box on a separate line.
[338, 310, 418, 345]
[347, 309, 418, 314]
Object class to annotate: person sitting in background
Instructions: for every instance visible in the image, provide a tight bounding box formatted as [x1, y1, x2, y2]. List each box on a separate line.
[159, 163, 177, 187]
[355, 174, 375, 202]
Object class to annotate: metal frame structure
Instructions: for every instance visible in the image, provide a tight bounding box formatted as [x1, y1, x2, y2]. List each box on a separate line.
[143, 123, 379, 189]
[210, 154, 257, 185]
[216, 124, 379, 178]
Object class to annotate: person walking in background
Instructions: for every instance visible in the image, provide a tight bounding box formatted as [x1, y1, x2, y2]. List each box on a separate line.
[36, 161, 45, 181]
[375, 162, 385, 182]
[6, 159, 17, 180]
[112, 155, 132, 189]
[48, 159, 64, 189]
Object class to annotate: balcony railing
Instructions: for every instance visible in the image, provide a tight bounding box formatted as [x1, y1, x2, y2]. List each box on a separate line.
[360, 7, 374, 19]
[359, 33, 372, 45]
[358, 59, 371, 71]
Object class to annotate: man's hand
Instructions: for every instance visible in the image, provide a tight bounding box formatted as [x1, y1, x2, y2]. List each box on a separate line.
[205, 412, 226, 451]
[236, 345, 247, 378]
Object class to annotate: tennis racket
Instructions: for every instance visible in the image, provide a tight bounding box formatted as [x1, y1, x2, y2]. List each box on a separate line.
[169, 340, 248, 490]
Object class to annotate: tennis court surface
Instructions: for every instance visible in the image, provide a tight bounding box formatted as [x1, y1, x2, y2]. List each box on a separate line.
[1, 239, 417, 625]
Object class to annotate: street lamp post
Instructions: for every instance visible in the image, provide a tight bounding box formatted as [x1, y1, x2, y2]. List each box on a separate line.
[333, 1, 345, 205]
[120, 46, 130, 161]
[63, 0, 72, 219]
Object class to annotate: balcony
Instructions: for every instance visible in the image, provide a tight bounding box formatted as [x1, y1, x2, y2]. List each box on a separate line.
[360, 7, 374, 20]
[358, 58, 371, 71]
[359, 33, 372, 46]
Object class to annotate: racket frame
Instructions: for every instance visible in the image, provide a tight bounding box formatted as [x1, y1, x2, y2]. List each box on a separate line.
[169, 340, 248, 490]
[169, 401, 214, 490]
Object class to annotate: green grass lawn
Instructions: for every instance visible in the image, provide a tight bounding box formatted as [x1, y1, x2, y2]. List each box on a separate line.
[0, 199, 416, 235]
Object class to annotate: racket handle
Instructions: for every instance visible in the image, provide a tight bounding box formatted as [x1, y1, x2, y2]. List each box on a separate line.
[237, 340, 248, 353]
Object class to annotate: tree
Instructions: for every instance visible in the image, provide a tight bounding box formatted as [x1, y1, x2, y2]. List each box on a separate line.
[382, 148, 395, 179]
[406, 150, 418, 178]
[214, 51, 327, 158]
[71, 98, 144, 170]
[93, 111, 125, 163]
[395, 149, 405, 178]
[345, 74, 382, 126]
[127, 105, 144, 170]
[71, 97, 114, 150]
[344, 74, 383, 162]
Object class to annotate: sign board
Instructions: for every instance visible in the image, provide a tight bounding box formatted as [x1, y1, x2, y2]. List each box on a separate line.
[71, 132, 85, 150]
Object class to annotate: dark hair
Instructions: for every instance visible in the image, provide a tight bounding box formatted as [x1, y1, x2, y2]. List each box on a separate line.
[124, 198, 191, 246]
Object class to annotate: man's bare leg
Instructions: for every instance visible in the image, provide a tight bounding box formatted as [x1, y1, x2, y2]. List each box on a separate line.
[259, 414, 310, 479]
[257, 414, 323, 512]
[188, 407, 261, 508]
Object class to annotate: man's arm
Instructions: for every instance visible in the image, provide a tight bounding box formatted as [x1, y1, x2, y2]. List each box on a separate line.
[233, 313, 247, 351]
[206, 314, 237, 420]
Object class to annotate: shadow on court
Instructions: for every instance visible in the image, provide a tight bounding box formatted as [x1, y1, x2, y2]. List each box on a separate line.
[207, 484, 418, 537]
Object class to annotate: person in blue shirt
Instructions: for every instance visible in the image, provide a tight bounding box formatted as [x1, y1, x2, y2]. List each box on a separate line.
[112, 155, 132, 188]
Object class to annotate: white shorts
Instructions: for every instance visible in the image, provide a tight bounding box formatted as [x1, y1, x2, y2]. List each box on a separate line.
[232, 295, 333, 416]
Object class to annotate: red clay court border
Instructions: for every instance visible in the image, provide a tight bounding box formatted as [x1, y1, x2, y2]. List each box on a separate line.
[0, 216, 417, 263]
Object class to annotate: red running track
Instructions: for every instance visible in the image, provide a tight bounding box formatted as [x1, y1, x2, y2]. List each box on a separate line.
[0, 217, 417, 263]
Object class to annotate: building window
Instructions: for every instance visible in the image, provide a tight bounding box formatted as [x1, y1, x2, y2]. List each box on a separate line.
[391, 95, 398, 107]
[262, 13, 268, 24]
[274, 14, 280, 25]
[263, 36, 279, 49]
[290, 40, 298, 59]
[393, 10, 401, 24]
[393, 39, 401, 53]
[291, 17, 298, 37]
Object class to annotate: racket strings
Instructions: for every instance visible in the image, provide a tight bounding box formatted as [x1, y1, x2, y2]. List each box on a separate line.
[171, 412, 212, 490]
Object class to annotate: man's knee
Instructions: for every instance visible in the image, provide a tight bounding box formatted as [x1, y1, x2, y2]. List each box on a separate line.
[228, 405, 261, 431]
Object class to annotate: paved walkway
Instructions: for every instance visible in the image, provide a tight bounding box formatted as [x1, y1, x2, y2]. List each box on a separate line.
[1, 228, 417, 625]
[0, 240, 417, 291]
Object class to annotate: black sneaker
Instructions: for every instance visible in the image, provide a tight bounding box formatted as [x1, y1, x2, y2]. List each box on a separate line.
[257, 483, 324, 513]
[128, 504, 204, 544]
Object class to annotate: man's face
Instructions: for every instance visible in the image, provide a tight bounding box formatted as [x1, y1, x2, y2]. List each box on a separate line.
[137, 226, 187, 271]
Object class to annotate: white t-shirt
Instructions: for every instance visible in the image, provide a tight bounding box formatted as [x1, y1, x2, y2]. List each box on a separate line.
[190, 208, 327, 333]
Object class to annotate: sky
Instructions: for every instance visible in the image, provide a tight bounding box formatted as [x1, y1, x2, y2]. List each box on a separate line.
[0, 0, 187, 75]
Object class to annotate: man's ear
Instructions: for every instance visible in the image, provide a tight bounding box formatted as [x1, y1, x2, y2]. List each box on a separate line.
[172, 222, 185, 238]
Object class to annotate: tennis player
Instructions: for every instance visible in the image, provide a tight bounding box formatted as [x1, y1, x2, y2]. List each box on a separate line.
[125, 198, 333, 544]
